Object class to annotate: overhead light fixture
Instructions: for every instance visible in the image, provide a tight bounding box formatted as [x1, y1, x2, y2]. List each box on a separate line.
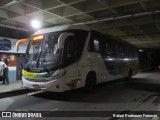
[124, 58, 130, 61]
[139, 49, 143, 52]
[31, 19, 41, 29]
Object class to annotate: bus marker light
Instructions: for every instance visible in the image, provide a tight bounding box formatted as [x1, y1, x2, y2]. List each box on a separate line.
[33, 35, 44, 41]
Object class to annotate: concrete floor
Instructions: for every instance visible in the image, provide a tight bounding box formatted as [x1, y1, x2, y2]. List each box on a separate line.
[0, 71, 160, 120]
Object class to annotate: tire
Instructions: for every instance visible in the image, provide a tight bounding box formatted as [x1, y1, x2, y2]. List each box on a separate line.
[85, 72, 96, 91]
[127, 68, 133, 80]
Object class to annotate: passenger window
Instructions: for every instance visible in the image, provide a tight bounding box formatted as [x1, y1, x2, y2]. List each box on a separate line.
[88, 32, 100, 52]
[94, 40, 100, 52]
[88, 31, 108, 53]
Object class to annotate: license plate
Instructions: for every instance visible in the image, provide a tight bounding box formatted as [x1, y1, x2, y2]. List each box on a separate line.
[33, 84, 40, 90]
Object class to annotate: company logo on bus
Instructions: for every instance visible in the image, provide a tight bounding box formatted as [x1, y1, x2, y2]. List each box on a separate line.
[31, 69, 41, 72]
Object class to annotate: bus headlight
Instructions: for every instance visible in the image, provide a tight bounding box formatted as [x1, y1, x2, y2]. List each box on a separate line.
[46, 71, 65, 81]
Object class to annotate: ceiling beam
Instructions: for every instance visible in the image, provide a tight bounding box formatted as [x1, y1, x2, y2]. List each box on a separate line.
[97, 15, 160, 30]
[109, 0, 151, 8]
[97, 0, 118, 14]
[0, 9, 9, 19]
[131, 40, 160, 44]
[138, 0, 147, 9]
[134, 26, 155, 41]
[155, 24, 160, 32]
[0, 23, 29, 31]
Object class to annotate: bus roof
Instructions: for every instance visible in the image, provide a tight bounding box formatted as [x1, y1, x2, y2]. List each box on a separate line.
[34, 25, 90, 35]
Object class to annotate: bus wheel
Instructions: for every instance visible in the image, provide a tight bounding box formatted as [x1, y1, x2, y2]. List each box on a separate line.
[85, 72, 96, 91]
[127, 68, 133, 80]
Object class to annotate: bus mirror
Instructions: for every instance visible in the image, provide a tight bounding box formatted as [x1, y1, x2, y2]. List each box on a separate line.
[58, 32, 74, 49]
[16, 39, 28, 52]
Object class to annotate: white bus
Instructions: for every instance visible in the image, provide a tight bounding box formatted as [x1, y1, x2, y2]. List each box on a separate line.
[17, 25, 139, 92]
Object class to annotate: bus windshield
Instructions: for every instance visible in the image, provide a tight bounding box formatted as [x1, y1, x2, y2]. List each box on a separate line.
[27, 32, 63, 62]
[24, 30, 88, 71]
[27, 39, 42, 61]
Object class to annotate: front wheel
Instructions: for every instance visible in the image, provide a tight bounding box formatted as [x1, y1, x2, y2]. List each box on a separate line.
[127, 68, 133, 80]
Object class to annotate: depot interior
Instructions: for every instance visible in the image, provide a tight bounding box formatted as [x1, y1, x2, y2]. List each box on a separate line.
[0, 0, 160, 82]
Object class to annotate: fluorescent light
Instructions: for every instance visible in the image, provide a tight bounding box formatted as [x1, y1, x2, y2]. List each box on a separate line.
[31, 19, 41, 29]
[139, 49, 143, 52]
[124, 58, 130, 61]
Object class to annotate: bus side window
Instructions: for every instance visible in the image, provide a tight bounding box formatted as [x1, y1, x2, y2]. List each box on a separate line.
[99, 36, 107, 54]
[89, 31, 110, 54]
[88, 31, 100, 52]
[50, 36, 58, 54]
[88, 39, 95, 52]
[63, 36, 77, 65]
[94, 40, 100, 52]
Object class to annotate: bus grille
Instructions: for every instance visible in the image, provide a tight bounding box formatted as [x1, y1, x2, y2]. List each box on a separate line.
[25, 77, 47, 82]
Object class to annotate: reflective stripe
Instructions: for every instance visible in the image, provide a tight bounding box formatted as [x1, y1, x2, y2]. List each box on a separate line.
[23, 70, 38, 78]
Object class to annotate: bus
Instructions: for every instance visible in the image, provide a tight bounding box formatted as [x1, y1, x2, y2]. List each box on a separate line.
[0, 39, 11, 51]
[16, 25, 139, 92]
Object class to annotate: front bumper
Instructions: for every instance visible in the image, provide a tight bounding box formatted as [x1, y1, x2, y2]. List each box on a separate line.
[22, 77, 65, 92]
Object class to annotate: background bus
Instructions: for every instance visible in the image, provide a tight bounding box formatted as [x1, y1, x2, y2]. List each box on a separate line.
[17, 25, 139, 92]
[0, 39, 11, 51]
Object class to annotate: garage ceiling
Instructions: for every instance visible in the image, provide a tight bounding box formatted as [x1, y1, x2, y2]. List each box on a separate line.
[0, 0, 160, 48]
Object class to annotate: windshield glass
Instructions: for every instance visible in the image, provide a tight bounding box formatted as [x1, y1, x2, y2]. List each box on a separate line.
[27, 40, 42, 61]
[25, 29, 88, 71]
[24, 33, 61, 71]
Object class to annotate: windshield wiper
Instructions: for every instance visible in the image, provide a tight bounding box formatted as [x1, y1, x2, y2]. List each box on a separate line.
[36, 49, 41, 68]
